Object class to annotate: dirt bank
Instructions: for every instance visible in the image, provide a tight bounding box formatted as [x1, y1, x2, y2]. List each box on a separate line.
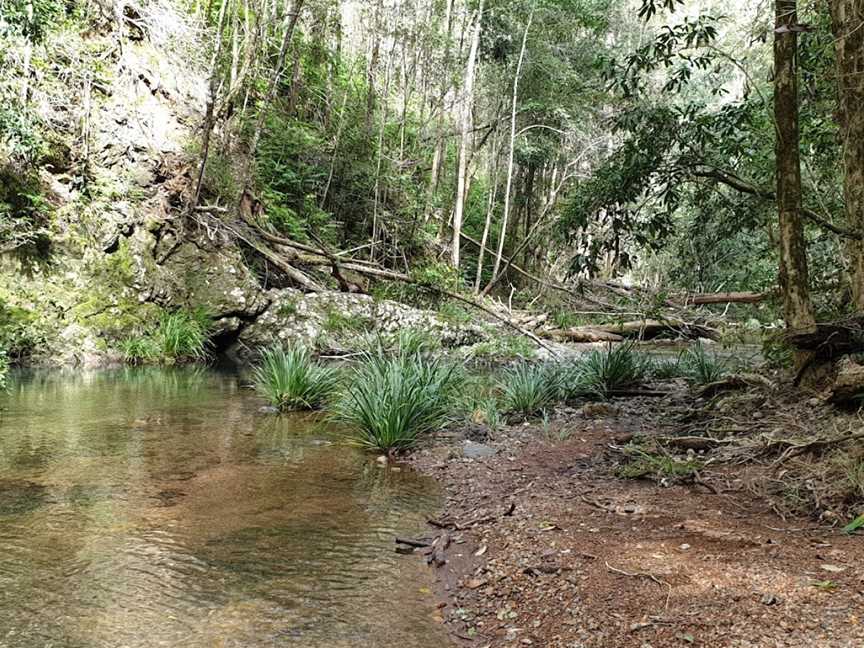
[405, 393, 864, 648]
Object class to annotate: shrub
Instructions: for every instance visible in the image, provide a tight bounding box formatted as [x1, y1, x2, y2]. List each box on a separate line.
[336, 350, 462, 452]
[499, 362, 561, 418]
[678, 342, 726, 384]
[253, 345, 340, 411]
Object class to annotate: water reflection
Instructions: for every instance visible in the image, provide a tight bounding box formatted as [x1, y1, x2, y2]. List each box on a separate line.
[0, 368, 446, 647]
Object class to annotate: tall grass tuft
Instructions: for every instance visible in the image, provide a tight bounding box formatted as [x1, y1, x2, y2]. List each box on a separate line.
[253, 345, 340, 411]
[678, 342, 726, 384]
[499, 362, 561, 418]
[157, 310, 211, 361]
[336, 350, 462, 452]
[121, 309, 211, 364]
[567, 343, 649, 400]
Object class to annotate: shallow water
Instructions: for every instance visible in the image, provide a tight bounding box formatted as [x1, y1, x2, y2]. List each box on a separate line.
[0, 368, 447, 647]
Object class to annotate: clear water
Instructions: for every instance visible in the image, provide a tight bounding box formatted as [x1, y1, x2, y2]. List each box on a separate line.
[0, 368, 447, 647]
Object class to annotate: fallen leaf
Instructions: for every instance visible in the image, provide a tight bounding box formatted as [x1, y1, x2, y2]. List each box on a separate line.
[475, 545, 488, 557]
[820, 564, 846, 573]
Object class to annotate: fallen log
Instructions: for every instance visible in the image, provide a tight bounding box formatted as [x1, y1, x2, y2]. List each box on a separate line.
[681, 291, 771, 305]
[698, 373, 775, 398]
[826, 356, 864, 404]
[544, 327, 624, 343]
[565, 319, 720, 341]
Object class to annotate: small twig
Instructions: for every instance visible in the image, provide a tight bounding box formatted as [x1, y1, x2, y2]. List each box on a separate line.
[605, 561, 672, 610]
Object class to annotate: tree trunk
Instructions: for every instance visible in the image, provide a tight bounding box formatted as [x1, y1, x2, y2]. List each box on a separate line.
[192, 0, 231, 209]
[451, 0, 484, 269]
[424, 0, 455, 225]
[486, 10, 533, 292]
[829, 0, 864, 310]
[475, 130, 500, 292]
[773, 0, 816, 337]
[235, 0, 305, 201]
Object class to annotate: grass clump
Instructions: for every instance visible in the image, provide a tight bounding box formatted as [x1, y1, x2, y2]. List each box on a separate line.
[678, 342, 727, 384]
[121, 309, 211, 365]
[566, 343, 649, 400]
[466, 334, 536, 361]
[499, 362, 561, 418]
[336, 350, 462, 452]
[253, 345, 340, 411]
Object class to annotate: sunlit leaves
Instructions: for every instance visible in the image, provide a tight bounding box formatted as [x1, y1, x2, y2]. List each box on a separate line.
[610, 15, 720, 97]
[638, 0, 685, 21]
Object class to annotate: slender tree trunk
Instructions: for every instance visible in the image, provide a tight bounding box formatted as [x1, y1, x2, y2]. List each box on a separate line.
[192, 0, 231, 209]
[424, 0, 455, 224]
[774, 0, 816, 335]
[484, 9, 533, 295]
[451, 0, 484, 269]
[829, 0, 864, 310]
[475, 130, 500, 292]
[236, 0, 306, 202]
[21, 0, 32, 107]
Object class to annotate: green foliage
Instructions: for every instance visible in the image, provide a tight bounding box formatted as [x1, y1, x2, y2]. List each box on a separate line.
[201, 150, 238, 204]
[356, 328, 442, 356]
[843, 513, 864, 535]
[551, 311, 589, 329]
[617, 446, 702, 481]
[411, 261, 463, 293]
[120, 309, 211, 365]
[499, 362, 561, 418]
[677, 342, 726, 384]
[120, 336, 160, 364]
[323, 306, 373, 337]
[158, 310, 211, 360]
[566, 343, 649, 399]
[438, 301, 472, 325]
[0, 298, 39, 361]
[0, 164, 51, 254]
[0, 0, 68, 42]
[0, 348, 9, 391]
[252, 345, 340, 411]
[336, 350, 463, 452]
[465, 334, 536, 361]
[648, 356, 683, 380]
[762, 333, 794, 369]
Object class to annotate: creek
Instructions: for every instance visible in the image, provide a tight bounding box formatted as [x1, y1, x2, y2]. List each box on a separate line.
[0, 368, 447, 647]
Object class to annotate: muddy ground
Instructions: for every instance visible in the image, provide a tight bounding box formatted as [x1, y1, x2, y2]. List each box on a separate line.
[404, 389, 864, 648]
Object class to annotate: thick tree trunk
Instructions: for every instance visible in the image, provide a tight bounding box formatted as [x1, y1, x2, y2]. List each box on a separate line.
[452, 0, 484, 269]
[829, 0, 864, 310]
[773, 0, 817, 337]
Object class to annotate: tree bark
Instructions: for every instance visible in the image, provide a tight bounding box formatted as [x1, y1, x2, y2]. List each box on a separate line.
[192, 0, 231, 209]
[452, 0, 484, 268]
[486, 10, 533, 290]
[829, 0, 864, 309]
[773, 0, 817, 337]
[237, 0, 305, 196]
